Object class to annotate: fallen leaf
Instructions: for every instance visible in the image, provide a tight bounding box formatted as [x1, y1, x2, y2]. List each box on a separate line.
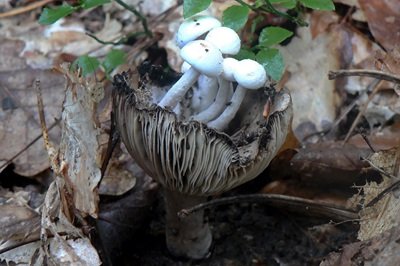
[359, 0, 400, 51]
[280, 16, 352, 141]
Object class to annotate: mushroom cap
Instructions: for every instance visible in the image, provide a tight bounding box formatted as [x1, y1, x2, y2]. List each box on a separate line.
[176, 15, 222, 48]
[234, 59, 267, 90]
[205, 27, 241, 55]
[180, 40, 223, 77]
[112, 68, 292, 196]
[221, 57, 239, 81]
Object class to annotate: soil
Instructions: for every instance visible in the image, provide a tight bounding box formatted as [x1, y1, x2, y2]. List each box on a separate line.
[112, 191, 358, 266]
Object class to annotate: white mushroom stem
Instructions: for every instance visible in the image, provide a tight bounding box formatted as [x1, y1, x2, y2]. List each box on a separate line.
[207, 85, 247, 130]
[192, 78, 231, 123]
[191, 75, 218, 113]
[158, 67, 200, 109]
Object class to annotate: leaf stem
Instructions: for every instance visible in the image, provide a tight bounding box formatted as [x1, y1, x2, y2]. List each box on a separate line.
[114, 0, 153, 37]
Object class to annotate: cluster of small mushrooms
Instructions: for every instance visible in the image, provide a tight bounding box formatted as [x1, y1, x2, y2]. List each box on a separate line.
[112, 14, 292, 259]
[159, 15, 268, 130]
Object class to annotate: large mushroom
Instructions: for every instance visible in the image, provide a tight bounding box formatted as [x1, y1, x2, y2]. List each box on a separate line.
[112, 65, 292, 259]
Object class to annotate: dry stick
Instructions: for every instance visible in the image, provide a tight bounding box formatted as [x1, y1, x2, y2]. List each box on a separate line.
[344, 79, 382, 143]
[0, 120, 59, 170]
[329, 69, 400, 143]
[328, 69, 400, 84]
[35, 80, 60, 173]
[178, 194, 358, 222]
[362, 157, 400, 208]
[0, 82, 60, 170]
[0, 0, 54, 18]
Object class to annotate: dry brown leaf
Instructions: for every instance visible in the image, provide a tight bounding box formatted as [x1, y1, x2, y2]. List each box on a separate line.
[348, 122, 400, 151]
[321, 225, 400, 266]
[58, 66, 103, 217]
[0, 61, 65, 176]
[359, 0, 400, 51]
[357, 148, 400, 241]
[280, 15, 351, 141]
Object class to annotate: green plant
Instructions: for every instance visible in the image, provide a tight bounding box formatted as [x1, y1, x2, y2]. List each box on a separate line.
[38, 0, 148, 78]
[183, 0, 335, 80]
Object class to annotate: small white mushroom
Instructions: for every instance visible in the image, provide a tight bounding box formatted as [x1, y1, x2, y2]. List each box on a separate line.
[192, 57, 238, 122]
[205, 26, 241, 55]
[192, 29, 242, 123]
[181, 62, 219, 114]
[176, 15, 221, 48]
[208, 59, 268, 130]
[158, 40, 223, 109]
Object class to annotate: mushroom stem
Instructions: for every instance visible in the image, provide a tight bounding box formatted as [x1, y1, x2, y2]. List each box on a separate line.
[191, 76, 218, 113]
[158, 67, 200, 109]
[207, 86, 247, 130]
[164, 189, 212, 259]
[192, 78, 231, 123]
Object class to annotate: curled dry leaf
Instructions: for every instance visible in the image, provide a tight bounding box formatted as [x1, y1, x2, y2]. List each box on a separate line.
[0, 190, 41, 246]
[321, 225, 400, 266]
[356, 148, 400, 241]
[58, 65, 103, 217]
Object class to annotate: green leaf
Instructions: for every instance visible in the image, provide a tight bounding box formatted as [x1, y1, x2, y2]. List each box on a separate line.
[38, 4, 75, 25]
[270, 0, 297, 9]
[222, 5, 250, 32]
[256, 48, 284, 81]
[183, 0, 212, 18]
[72, 55, 100, 76]
[234, 48, 256, 61]
[299, 0, 335, 10]
[81, 0, 110, 9]
[259, 26, 293, 47]
[102, 49, 127, 74]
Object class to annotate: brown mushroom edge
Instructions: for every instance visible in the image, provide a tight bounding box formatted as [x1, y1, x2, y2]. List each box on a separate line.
[112, 67, 292, 259]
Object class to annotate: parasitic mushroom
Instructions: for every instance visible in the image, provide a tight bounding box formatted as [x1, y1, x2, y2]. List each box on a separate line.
[112, 64, 292, 259]
[176, 15, 221, 48]
[208, 59, 268, 130]
[158, 40, 223, 109]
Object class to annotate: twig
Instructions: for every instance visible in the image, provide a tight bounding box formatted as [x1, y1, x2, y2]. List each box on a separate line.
[0, 120, 59, 170]
[114, 0, 152, 37]
[361, 157, 400, 208]
[35, 80, 59, 173]
[329, 69, 400, 84]
[86, 31, 147, 45]
[233, 0, 307, 26]
[178, 194, 358, 222]
[0, 0, 54, 19]
[100, 111, 120, 182]
[343, 79, 383, 143]
[360, 132, 376, 153]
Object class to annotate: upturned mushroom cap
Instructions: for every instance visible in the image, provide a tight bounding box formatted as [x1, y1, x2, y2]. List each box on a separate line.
[176, 15, 222, 48]
[234, 59, 267, 89]
[112, 67, 292, 195]
[180, 40, 223, 77]
[205, 26, 241, 55]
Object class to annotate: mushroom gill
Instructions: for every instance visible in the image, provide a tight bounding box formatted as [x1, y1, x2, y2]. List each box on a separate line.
[112, 64, 292, 259]
[113, 69, 292, 195]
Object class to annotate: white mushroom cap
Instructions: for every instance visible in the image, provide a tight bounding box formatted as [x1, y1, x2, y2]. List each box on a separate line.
[205, 27, 241, 55]
[221, 58, 239, 81]
[180, 40, 223, 77]
[176, 15, 222, 48]
[233, 59, 267, 89]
